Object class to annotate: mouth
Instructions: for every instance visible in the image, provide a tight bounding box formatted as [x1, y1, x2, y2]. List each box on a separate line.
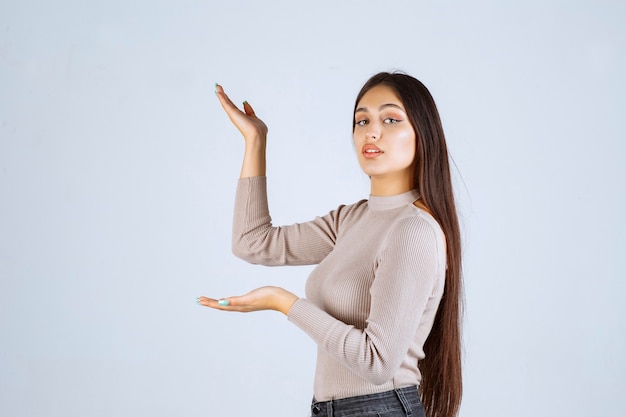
[362, 144, 383, 158]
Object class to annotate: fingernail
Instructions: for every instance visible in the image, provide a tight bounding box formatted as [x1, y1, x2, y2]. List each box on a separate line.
[242, 101, 248, 107]
[217, 299, 230, 306]
[214, 83, 219, 94]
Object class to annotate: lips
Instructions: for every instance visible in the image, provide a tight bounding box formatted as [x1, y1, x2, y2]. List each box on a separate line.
[362, 144, 383, 159]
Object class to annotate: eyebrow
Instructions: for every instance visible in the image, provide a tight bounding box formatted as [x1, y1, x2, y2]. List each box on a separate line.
[355, 103, 405, 113]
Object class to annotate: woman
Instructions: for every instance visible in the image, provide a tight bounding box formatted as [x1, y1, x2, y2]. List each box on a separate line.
[198, 72, 463, 417]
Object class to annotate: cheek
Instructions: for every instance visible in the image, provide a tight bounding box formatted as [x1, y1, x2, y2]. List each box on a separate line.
[396, 131, 416, 162]
[352, 132, 365, 152]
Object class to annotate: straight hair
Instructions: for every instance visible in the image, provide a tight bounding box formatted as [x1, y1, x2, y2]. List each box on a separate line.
[353, 72, 464, 417]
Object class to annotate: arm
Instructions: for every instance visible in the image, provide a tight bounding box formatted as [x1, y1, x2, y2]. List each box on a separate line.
[232, 176, 358, 266]
[198, 85, 304, 316]
[288, 216, 446, 384]
[199, 216, 445, 379]
[216, 85, 347, 265]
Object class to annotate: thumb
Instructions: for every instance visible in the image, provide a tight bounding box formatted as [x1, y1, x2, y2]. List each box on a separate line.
[242, 101, 256, 117]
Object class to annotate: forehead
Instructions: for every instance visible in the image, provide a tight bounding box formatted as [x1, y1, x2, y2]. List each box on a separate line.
[356, 85, 403, 109]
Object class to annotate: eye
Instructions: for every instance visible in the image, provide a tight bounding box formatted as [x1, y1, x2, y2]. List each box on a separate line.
[355, 119, 368, 126]
[384, 118, 400, 124]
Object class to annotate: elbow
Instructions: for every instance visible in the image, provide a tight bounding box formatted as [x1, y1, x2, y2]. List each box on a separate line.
[232, 235, 276, 265]
[231, 239, 260, 264]
[365, 370, 395, 386]
[356, 345, 400, 385]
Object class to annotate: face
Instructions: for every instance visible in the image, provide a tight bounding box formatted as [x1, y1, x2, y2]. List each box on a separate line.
[353, 85, 416, 192]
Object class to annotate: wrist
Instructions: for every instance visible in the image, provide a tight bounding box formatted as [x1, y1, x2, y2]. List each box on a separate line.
[240, 140, 266, 178]
[244, 135, 266, 150]
[276, 292, 299, 316]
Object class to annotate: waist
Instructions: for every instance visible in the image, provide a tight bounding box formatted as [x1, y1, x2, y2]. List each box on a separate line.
[311, 386, 422, 417]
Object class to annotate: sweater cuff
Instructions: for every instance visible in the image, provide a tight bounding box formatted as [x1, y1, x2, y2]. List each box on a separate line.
[237, 175, 266, 188]
[287, 297, 308, 322]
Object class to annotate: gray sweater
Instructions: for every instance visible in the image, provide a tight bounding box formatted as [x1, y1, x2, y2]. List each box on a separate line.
[233, 176, 446, 401]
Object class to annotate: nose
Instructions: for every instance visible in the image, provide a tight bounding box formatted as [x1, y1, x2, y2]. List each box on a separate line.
[365, 122, 381, 141]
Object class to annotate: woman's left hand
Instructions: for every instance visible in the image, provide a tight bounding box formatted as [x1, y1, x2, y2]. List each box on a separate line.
[197, 286, 299, 316]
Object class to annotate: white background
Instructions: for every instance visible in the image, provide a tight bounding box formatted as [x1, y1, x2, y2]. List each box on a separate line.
[1, 1, 624, 416]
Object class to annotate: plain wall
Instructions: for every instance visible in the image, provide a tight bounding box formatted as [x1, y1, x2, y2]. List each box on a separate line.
[1, 1, 624, 416]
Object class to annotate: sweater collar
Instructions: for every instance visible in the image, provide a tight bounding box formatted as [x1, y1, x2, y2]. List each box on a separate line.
[368, 189, 420, 211]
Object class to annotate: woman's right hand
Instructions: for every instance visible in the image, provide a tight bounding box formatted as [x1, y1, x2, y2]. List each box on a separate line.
[215, 84, 268, 142]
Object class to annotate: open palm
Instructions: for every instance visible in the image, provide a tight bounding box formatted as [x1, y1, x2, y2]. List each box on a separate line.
[215, 84, 268, 141]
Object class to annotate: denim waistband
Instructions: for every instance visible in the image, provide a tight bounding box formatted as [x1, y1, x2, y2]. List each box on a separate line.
[310, 386, 424, 417]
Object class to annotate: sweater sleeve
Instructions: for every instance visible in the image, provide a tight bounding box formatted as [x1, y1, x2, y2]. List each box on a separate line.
[287, 215, 445, 384]
[232, 176, 352, 266]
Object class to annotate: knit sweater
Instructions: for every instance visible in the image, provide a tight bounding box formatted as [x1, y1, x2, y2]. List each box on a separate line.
[232, 176, 446, 401]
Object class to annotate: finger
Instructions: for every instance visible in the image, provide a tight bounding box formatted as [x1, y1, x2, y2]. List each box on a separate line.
[196, 296, 216, 307]
[242, 101, 256, 117]
[197, 295, 246, 311]
[215, 84, 244, 114]
[216, 84, 258, 120]
[196, 296, 228, 307]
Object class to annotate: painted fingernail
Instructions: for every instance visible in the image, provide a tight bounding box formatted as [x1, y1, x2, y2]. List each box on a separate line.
[217, 299, 230, 306]
[242, 101, 248, 107]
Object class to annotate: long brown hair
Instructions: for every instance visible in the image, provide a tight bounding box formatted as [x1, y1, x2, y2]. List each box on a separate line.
[353, 72, 464, 417]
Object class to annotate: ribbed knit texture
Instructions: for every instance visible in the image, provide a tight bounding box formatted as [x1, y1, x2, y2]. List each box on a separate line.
[232, 176, 446, 401]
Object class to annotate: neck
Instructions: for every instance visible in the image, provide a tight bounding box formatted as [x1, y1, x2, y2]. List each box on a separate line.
[369, 176, 415, 196]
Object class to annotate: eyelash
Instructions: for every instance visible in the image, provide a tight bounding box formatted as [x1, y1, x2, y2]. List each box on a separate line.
[355, 118, 400, 126]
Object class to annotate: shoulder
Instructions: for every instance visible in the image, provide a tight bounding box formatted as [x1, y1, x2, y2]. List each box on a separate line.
[328, 198, 368, 221]
[379, 210, 447, 277]
[390, 209, 444, 245]
[312, 198, 369, 236]
[381, 209, 447, 266]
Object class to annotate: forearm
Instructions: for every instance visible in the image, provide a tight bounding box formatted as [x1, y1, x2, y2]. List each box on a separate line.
[239, 136, 266, 178]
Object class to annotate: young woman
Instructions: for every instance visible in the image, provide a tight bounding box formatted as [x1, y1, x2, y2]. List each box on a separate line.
[198, 72, 463, 417]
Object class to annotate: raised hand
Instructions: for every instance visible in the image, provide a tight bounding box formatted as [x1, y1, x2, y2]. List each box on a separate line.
[215, 84, 268, 142]
[215, 84, 267, 178]
[197, 286, 299, 316]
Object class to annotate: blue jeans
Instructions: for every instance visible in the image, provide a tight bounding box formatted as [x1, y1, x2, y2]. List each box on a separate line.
[310, 386, 425, 417]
